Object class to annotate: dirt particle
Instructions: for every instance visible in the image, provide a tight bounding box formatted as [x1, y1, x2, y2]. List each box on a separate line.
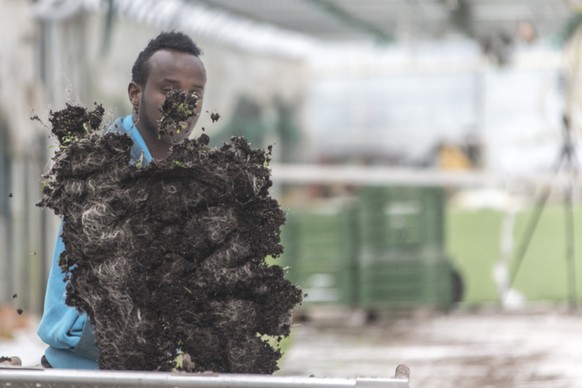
[16, 309, 23, 315]
[209, 112, 220, 123]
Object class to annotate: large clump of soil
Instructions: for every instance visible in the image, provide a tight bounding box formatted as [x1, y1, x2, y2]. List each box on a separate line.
[38, 96, 302, 373]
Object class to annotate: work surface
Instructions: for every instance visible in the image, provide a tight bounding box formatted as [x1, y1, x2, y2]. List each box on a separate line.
[278, 308, 582, 388]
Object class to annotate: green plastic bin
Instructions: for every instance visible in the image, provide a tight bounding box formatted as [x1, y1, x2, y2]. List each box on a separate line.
[356, 186, 460, 310]
[280, 201, 358, 306]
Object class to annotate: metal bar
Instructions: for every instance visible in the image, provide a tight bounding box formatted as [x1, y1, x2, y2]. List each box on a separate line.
[269, 164, 580, 190]
[564, 180, 577, 310]
[303, 0, 393, 42]
[508, 185, 551, 287]
[0, 368, 409, 388]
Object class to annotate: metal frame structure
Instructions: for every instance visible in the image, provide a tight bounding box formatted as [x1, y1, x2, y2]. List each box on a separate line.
[193, 0, 573, 42]
[0, 368, 409, 388]
[269, 164, 581, 191]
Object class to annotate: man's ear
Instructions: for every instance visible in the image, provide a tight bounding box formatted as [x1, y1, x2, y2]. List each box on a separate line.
[128, 82, 142, 111]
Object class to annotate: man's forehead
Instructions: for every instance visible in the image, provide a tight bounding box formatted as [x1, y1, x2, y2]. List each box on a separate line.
[147, 50, 205, 74]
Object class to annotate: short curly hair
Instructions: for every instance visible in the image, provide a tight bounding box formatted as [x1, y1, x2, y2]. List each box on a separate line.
[131, 31, 202, 86]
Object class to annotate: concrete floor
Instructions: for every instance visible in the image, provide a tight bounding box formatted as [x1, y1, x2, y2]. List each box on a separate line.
[277, 307, 582, 388]
[3, 307, 582, 387]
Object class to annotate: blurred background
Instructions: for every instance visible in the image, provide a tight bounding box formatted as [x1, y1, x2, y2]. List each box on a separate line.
[4, 0, 582, 384]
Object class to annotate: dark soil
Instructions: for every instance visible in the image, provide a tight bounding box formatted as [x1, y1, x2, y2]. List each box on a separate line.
[46, 102, 104, 144]
[38, 96, 302, 373]
[158, 89, 199, 138]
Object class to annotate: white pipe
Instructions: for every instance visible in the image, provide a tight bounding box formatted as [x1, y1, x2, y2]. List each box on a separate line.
[269, 164, 579, 190]
[0, 368, 409, 388]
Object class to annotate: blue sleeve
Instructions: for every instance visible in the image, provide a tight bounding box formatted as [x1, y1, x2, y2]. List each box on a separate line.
[37, 223, 99, 364]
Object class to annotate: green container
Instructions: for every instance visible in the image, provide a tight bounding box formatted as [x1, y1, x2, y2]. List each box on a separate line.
[356, 186, 459, 310]
[358, 253, 456, 310]
[280, 201, 358, 306]
[358, 186, 445, 252]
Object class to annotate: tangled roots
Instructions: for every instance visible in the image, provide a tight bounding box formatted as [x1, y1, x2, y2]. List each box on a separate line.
[39, 103, 302, 373]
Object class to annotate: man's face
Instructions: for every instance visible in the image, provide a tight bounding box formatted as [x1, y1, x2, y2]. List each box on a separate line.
[133, 49, 206, 146]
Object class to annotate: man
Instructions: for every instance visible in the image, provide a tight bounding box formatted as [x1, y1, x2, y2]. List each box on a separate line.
[37, 31, 207, 369]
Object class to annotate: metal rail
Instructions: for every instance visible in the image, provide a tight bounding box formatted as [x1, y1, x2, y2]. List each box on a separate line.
[0, 368, 409, 388]
[269, 163, 579, 190]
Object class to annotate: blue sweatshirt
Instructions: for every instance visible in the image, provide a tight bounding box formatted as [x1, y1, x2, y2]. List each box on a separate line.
[38, 115, 152, 369]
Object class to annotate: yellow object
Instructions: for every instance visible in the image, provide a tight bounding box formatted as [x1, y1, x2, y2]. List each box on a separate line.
[438, 144, 472, 170]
